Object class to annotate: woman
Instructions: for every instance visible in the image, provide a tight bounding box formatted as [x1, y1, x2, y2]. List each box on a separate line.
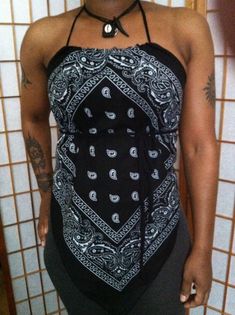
[20, 1, 219, 314]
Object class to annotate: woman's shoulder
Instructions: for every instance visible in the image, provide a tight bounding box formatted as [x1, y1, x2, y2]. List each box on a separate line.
[147, 1, 208, 30]
[20, 8, 82, 65]
[143, 1, 209, 42]
[23, 8, 80, 44]
[171, 6, 212, 58]
[143, 1, 213, 70]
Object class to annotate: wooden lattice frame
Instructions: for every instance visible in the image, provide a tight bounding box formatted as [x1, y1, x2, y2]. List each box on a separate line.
[1, 1, 234, 315]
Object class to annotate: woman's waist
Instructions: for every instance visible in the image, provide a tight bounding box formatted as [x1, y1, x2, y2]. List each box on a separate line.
[58, 124, 179, 138]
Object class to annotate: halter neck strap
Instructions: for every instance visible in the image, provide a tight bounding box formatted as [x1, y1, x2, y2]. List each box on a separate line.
[138, 0, 151, 43]
[66, 6, 85, 46]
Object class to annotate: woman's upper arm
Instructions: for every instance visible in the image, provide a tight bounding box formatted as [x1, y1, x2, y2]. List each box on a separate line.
[178, 9, 216, 154]
[20, 18, 51, 123]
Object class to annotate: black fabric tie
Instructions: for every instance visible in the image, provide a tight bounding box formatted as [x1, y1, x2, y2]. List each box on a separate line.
[136, 125, 178, 282]
[83, 0, 140, 38]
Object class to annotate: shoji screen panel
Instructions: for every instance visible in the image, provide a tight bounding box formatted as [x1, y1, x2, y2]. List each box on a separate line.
[203, 1, 235, 315]
[0, 2, 82, 315]
[0, 1, 201, 315]
[189, 1, 235, 315]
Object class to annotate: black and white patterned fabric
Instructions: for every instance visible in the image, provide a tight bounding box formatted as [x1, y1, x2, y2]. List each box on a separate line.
[46, 3, 187, 314]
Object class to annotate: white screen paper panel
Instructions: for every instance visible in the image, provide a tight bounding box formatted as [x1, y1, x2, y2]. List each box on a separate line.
[1, 1, 233, 315]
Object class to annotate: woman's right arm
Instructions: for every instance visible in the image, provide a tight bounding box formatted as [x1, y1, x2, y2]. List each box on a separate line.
[20, 19, 53, 247]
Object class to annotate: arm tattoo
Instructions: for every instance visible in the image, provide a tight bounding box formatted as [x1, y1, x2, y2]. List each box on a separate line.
[25, 133, 46, 169]
[25, 132, 53, 192]
[21, 65, 32, 89]
[203, 71, 216, 107]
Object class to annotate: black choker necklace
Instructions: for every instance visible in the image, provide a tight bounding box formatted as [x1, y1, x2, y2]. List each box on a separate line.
[83, 0, 140, 38]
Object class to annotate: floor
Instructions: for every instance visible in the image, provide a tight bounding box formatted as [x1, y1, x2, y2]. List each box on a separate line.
[0, 267, 10, 315]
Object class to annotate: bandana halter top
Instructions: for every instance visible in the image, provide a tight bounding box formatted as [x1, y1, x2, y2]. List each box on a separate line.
[47, 1, 187, 314]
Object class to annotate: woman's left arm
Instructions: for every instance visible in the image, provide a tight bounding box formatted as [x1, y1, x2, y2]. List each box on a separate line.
[177, 8, 220, 308]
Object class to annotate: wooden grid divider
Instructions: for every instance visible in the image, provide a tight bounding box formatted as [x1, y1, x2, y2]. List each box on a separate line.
[205, 4, 234, 315]
[2, 1, 234, 315]
[210, 10, 235, 315]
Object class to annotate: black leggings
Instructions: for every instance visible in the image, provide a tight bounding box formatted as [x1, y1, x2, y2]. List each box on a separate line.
[44, 207, 192, 315]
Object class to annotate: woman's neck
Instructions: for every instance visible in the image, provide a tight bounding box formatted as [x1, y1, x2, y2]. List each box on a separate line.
[84, 0, 138, 18]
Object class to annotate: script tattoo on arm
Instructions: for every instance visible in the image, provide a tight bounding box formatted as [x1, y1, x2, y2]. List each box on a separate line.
[21, 65, 32, 89]
[25, 132, 53, 192]
[203, 71, 216, 107]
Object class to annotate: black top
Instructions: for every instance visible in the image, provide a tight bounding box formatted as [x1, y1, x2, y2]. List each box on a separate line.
[47, 1, 187, 314]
